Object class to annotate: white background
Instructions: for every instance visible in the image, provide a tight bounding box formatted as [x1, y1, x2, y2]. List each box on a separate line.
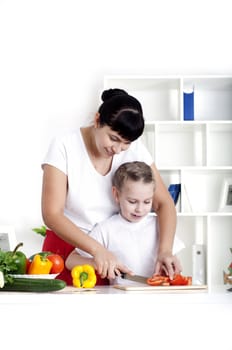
[0, 2, 232, 349]
[0, 0, 232, 256]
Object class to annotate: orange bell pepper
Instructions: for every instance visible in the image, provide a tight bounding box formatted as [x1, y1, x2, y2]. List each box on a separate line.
[28, 254, 53, 274]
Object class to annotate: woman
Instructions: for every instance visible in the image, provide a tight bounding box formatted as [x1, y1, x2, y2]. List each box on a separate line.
[41, 88, 180, 285]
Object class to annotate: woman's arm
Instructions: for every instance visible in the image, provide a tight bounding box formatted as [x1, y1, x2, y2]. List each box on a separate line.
[150, 163, 182, 278]
[41, 164, 130, 278]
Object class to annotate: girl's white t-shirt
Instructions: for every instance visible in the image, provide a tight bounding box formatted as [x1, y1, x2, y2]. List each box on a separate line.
[76, 213, 185, 284]
[42, 129, 153, 233]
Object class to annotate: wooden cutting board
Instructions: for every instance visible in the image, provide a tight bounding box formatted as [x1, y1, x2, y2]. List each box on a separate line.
[114, 284, 208, 292]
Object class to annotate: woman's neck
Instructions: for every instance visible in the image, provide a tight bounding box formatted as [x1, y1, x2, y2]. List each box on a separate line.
[80, 126, 113, 176]
[81, 126, 99, 158]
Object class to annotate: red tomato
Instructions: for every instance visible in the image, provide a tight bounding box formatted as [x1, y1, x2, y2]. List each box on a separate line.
[47, 254, 65, 274]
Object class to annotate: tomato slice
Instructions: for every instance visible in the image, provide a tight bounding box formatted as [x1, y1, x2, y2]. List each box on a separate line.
[147, 274, 192, 286]
[170, 274, 191, 286]
[147, 275, 170, 286]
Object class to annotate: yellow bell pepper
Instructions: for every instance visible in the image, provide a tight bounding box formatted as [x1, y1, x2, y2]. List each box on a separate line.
[71, 264, 97, 288]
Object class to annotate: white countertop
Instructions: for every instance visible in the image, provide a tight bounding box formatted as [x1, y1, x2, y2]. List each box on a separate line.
[1, 285, 231, 350]
[0, 284, 231, 304]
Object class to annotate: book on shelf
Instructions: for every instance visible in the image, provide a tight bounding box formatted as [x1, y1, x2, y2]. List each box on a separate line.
[168, 184, 181, 205]
[183, 88, 194, 121]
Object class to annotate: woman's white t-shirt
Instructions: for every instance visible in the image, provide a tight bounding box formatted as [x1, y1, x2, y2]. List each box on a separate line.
[42, 129, 153, 233]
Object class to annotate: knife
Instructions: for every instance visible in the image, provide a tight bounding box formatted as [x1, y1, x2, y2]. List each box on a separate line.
[120, 273, 148, 284]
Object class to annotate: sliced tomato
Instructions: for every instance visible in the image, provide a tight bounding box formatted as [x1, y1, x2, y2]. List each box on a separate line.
[147, 274, 192, 286]
[147, 275, 170, 286]
[170, 274, 192, 286]
[186, 276, 192, 285]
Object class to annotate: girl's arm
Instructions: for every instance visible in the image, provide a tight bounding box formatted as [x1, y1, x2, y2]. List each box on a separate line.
[65, 249, 96, 270]
[150, 163, 182, 278]
[41, 164, 130, 278]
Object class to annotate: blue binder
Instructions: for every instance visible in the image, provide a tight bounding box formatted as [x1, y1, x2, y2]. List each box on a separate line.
[168, 184, 181, 205]
[184, 91, 194, 120]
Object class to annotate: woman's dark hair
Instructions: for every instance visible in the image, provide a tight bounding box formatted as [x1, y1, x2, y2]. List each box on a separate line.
[98, 88, 144, 142]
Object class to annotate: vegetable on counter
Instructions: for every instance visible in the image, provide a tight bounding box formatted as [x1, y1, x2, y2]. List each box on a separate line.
[0, 242, 27, 285]
[71, 264, 97, 288]
[28, 254, 53, 275]
[147, 274, 192, 286]
[28, 252, 64, 274]
[8, 242, 27, 274]
[0, 243, 67, 292]
[0, 277, 66, 292]
[28, 251, 52, 262]
[47, 254, 64, 274]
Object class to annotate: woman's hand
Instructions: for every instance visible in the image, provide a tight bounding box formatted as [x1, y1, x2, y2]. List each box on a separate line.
[93, 247, 132, 279]
[154, 251, 182, 280]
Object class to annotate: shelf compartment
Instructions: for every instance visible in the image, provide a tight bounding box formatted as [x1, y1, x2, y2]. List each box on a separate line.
[175, 216, 207, 280]
[181, 169, 232, 212]
[159, 170, 181, 211]
[207, 216, 232, 288]
[141, 124, 156, 161]
[156, 123, 206, 167]
[207, 123, 232, 166]
[183, 77, 232, 121]
[104, 76, 181, 121]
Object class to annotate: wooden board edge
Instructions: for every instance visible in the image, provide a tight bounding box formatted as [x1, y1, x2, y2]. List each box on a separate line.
[113, 284, 208, 291]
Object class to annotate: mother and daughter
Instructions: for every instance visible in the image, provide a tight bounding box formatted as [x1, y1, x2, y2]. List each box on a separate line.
[41, 88, 183, 285]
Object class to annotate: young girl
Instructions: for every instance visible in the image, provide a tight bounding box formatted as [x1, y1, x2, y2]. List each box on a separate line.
[66, 161, 184, 284]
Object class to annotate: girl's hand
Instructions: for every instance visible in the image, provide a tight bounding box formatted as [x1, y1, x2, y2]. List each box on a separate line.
[93, 247, 131, 279]
[154, 252, 182, 280]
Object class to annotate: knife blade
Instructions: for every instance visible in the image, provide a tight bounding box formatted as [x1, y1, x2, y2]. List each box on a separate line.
[121, 273, 148, 284]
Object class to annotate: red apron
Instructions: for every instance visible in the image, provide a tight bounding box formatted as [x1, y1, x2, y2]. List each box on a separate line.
[42, 229, 109, 286]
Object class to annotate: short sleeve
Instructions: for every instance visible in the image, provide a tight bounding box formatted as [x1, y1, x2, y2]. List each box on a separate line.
[42, 135, 68, 175]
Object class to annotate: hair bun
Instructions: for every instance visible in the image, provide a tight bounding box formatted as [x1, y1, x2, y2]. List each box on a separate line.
[101, 88, 128, 102]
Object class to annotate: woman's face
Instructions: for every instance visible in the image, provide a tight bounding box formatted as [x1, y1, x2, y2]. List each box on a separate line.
[95, 125, 131, 158]
[112, 180, 154, 222]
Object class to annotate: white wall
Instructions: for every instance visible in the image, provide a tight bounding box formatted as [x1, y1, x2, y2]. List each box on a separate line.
[0, 0, 232, 256]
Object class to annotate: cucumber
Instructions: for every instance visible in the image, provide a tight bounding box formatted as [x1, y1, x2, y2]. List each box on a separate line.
[0, 278, 66, 292]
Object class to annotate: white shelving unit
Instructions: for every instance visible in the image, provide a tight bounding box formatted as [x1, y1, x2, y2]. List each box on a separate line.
[104, 75, 232, 291]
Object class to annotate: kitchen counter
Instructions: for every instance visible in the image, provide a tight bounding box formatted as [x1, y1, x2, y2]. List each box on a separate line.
[0, 285, 232, 305]
[0, 284, 232, 304]
[1, 285, 231, 350]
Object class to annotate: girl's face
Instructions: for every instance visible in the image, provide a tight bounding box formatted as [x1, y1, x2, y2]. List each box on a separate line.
[112, 180, 154, 222]
[94, 115, 131, 158]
